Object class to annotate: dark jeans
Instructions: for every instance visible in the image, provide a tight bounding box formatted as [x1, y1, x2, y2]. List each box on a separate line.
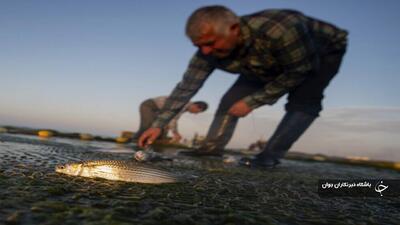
[205, 50, 346, 149]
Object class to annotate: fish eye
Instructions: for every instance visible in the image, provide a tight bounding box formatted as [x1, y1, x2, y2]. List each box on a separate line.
[59, 166, 65, 169]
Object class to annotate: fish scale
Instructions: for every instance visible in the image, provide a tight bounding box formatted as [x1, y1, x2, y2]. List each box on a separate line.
[82, 160, 174, 176]
[56, 160, 180, 184]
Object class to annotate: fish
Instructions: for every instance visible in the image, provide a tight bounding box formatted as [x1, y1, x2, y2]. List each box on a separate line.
[134, 150, 156, 162]
[55, 160, 180, 184]
[134, 150, 171, 162]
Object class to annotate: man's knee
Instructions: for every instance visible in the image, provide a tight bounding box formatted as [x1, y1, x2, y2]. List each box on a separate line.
[285, 101, 322, 117]
[215, 94, 237, 115]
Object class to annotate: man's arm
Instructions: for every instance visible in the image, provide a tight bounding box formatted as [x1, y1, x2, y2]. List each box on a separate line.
[152, 51, 214, 128]
[139, 52, 214, 147]
[242, 21, 318, 109]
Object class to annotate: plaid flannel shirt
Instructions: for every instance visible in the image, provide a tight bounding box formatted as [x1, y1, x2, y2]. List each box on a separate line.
[152, 9, 348, 128]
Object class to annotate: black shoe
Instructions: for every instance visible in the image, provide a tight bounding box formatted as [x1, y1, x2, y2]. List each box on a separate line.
[239, 157, 280, 169]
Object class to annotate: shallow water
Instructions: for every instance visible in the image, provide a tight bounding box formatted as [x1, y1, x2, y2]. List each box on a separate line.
[0, 134, 399, 225]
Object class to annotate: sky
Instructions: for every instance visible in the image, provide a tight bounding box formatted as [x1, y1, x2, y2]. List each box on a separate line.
[1, 0, 400, 161]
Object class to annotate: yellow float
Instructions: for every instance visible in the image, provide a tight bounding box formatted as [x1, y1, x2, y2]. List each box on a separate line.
[116, 137, 130, 143]
[38, 130, 54, 138]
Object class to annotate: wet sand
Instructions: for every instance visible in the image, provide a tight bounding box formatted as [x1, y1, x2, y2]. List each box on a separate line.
[0, 134, 399, 224]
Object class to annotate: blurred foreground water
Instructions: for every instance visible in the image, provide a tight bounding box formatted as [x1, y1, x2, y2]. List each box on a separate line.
[0, 134, 399, 225]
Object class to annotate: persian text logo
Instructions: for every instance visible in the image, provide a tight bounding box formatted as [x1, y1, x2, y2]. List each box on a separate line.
[374, 180, 389, 197]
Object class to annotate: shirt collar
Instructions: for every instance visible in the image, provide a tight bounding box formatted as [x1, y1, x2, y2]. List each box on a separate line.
[239, 18, 253, 49]
[222, 18, 253, 59]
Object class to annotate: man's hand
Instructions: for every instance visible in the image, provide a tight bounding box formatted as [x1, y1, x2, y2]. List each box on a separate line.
[228, 100, 253, 117]
[138, 127, 161, 148]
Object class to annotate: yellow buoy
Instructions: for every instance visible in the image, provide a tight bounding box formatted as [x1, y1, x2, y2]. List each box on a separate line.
[38, 130, 54, 138]
[394, 162, 400, 171]
[79, 133, 94, 141]
[116, 137, 130, 143]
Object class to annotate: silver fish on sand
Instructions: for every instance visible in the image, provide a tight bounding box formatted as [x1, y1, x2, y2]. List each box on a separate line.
[55, 160, 180, 184]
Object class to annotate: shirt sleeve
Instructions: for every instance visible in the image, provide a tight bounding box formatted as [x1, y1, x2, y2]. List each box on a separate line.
[243, 21, 318, 109]
[152, 52, 214, 128]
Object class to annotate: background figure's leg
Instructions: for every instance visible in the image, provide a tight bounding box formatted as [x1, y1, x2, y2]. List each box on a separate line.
[133, 100, 159, 139]
[159, 128, 169, 140]
[202, 114, 238, 151]
[201, 75, 265, 152]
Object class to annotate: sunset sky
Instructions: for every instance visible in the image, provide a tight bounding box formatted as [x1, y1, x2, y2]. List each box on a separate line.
[1, 0, 399, 161]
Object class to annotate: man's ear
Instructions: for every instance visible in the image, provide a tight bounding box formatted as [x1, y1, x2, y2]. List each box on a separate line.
[230, 23, 240, 36]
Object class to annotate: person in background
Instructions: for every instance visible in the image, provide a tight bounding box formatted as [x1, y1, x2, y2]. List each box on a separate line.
[134, 96, 208, 143]
[138, 6, 347, 169]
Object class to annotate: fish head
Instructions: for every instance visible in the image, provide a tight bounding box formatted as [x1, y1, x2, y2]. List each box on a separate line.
[55, 162, 84, 176]
[134, 150, 149, 162]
